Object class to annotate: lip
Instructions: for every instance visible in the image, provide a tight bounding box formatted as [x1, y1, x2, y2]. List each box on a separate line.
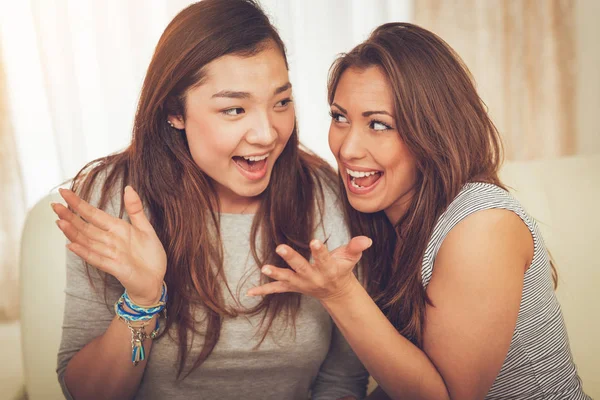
[342, 163, 383, 173]
[236, 151, 272, 158]
[233, 157, 269, 181]
[341, 162, 383, 195]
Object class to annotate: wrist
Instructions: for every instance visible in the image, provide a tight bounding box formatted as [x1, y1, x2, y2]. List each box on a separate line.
[128, 283, 165, 307]
[320, 274, 363, 306]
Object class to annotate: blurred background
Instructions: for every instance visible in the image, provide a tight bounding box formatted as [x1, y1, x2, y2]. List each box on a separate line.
[1, 1, 599, 399]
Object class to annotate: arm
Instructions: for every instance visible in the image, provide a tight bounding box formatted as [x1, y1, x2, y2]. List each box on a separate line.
[54, 186, 166, 399]
[320, 277, 448, 400]
[60, 311, 158, 399]
[250, 209, 532, 400]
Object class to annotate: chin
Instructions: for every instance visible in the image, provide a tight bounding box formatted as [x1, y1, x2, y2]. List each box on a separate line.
[234, 178, 271, 198]
[346, 193, 385, 214]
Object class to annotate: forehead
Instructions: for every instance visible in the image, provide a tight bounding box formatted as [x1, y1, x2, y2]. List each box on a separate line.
[334, 66, 393, 110]
[199, 45, 289, 95]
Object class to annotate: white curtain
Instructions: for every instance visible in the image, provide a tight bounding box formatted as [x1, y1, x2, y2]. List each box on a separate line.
[1, 0, 412, 209]
[0, 0, 411, 319]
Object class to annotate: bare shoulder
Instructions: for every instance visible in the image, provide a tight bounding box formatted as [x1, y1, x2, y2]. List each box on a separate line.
[437, 208, 534, 278]
[424, 208, 534, 398]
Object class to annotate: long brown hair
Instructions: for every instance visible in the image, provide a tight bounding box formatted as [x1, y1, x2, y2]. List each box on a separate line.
[72, 0, 335, 378]
[328, 23, 509, 347]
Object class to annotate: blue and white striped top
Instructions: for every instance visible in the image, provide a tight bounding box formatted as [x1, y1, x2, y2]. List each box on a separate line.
[421, 182, 590, 399]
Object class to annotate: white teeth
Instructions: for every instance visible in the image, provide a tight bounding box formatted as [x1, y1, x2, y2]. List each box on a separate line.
[350, 178, 363, 189]
[242, 154, 269, 162]
[346, 168, 380, 178]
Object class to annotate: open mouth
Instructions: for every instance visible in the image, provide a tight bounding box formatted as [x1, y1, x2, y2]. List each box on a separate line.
[232, 153, 269, 181]
[346, 167, 383, 193]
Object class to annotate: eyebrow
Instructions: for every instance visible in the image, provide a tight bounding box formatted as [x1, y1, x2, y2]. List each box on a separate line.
[331, 103, 393, 118]
[211, 82, 292, 99]
[362, 110, 393, 118]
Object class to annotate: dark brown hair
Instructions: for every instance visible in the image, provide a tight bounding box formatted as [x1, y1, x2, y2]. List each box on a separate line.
[328, 23, 555, 347]
[72, 0, 335, 378]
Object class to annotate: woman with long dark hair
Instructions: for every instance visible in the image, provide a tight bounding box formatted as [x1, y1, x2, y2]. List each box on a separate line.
[53, 1, 367, 399]
[249, 23, 590, 400]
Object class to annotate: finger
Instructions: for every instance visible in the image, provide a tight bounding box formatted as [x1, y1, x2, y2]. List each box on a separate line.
[309, 239, 331, 268]
[247, 281, 296, 297]
[123, 186, 153, 233]
[345, 236, 373, 260]
[67, 242, 120, 278]
[52, 202, 111, 244]
[276, 245, 312, 273]
[59, 188, 114, 231]
[260, 264, 297, 283]
[56, 220, 117, 260]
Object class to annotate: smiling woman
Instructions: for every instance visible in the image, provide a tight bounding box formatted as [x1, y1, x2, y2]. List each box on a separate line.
[168, 47, 295, 210]
[248, 22, 591, 400]
[328, 66, 417, 219]
[51, 1, 368, 399]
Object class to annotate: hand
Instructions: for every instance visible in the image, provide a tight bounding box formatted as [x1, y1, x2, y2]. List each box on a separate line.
[247, 236, 372, 301]
[52, 186, 167, 305]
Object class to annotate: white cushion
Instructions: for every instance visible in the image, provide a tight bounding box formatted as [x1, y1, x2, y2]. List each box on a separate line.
[19, 191, 65, 400]
[501, 154, 600, 397]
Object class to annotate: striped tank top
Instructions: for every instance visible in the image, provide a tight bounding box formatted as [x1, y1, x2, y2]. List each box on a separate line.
[421, 182, 590, 399]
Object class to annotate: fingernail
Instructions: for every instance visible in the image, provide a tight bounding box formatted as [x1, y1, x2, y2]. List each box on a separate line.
[276, 246, 287, 256]
[55, 220, 62, 229]
[368, 238, 373, 247]
[50, 202, 56, 210]
[262, 267, 272, 275]
[125, 185, 132, 193]
[312, 240, 322, 250]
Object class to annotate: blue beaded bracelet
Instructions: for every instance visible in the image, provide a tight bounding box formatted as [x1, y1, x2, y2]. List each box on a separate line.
[123, 282, 168, 315]
[115, 298, 158, 322]
[114, 282, 168, 366]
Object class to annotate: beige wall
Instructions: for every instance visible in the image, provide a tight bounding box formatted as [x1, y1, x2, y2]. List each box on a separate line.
[576, 0, 600, 155]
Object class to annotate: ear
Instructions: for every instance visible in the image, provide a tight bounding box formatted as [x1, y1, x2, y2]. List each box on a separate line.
[167, 115, 185, 130]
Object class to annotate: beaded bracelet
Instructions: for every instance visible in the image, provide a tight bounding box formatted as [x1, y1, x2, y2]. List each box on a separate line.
[115, 283, 167, 323]
[115, 298, 157, 322]
[123, 282, 168, 314]
[114, 282, 168, 366]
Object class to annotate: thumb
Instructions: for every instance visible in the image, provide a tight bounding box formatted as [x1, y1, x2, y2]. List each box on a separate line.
[345, 236, 373, 259]
[124, 186, 153, 232]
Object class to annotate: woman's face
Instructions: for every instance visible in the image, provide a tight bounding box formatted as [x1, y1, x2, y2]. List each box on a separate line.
[328, 66, 418, 223]
[169, 43, 294, 213]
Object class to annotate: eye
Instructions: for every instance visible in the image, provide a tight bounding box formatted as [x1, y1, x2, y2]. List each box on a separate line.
[329, 111, 348, 123]
[370, 120, 392, 131]
[222, 107, 245, 116]
[275, 98, 293, 108]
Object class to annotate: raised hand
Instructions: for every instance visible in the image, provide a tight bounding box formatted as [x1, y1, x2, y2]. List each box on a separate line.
[247, 236, 372, 301]
[52, 186, 167, 306]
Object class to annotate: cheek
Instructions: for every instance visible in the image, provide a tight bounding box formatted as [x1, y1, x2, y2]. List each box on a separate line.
[328, 125, 341, 155]
[186, 116, 243, 162]
[273, 111, 295, 142]
[381, 140, 417, 186]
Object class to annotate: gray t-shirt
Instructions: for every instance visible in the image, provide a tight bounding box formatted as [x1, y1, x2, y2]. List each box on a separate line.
[56, 177, 368, 400]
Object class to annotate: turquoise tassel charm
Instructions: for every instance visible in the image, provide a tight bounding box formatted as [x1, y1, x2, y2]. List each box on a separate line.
[132, 332, 145, 366]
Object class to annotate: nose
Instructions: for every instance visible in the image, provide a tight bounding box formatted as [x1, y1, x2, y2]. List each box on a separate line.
[245, 110, 277, 147]
[338, 125, 367, 162]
